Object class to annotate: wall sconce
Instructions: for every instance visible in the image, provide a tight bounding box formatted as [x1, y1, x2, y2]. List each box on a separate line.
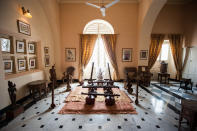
[22, 6, 32, 18]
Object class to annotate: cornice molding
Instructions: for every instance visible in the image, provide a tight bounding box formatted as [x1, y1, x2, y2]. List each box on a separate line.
[58, 0, 139, 4]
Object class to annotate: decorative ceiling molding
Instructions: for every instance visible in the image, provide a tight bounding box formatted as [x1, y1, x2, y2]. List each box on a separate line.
[58, 0, 139, 4]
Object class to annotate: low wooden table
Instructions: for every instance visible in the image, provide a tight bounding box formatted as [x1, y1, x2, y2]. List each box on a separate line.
[27, 80, 48, 101]
[158, 72, 170, 84]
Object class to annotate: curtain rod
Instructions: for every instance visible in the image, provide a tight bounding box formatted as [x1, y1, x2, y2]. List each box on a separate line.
[78, 34, 120, 35]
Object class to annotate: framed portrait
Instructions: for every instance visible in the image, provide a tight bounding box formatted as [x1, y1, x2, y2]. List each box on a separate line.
[44, 47, 49, 55]
[140, 50, 148, 60]
[17, 20, 31, 36]
[16, 40, 25, 53]
[0, 38, 11, 53]
[29, 58, 36, 69]
[122, 48, 132, 62]
[3, 60, 13, 73]
[65, 48, 76, 62]
[45, 55, 50, 67]
[18, 59, 26, 71]
[28, 43, 35, 54]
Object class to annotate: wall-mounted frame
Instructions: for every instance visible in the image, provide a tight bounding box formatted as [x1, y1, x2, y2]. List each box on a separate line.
[65, 48, 76, 62]
[29, 58, 36, 69]
[3, 59, 13, 73]
[16, 40, 25, 53]
[28, 43, 35, 54]
[0, 38, 11, 53]
[17, 20, 31, 36]
[140, 50, 148, 60]
[45, 55, 50, 67]
[44, 47, 49, 55]
[18, 59, 26, 71]
[122, 48, 132, 62]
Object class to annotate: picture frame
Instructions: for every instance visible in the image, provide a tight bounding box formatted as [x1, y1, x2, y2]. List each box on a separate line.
[0, 38, 11, 53]
[17, 20, 31, 36]
[16, 40, 25, 53]
[122, 48, 132, 62]
[28, 43, 35, 54]
[140, 50, 148, 60]
[29, 58, 36, 69]
[44, 47, 49, 55]
[18, 59, 26, 71]
[65, 48, 76, 62]
[45, 55, 50, 67]
[3, 60, 13, 73]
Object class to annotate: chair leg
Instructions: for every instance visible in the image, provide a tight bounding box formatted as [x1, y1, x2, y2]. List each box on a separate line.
[179, 116, 182, 131]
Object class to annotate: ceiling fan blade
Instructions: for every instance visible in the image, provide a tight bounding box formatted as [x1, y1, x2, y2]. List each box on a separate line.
[86, 2, 100, 9]
[105, 0, 120, 8]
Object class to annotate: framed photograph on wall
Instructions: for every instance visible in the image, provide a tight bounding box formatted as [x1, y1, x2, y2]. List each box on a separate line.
[45, 55, 50, 67]
[1, 38, 11, 53]
[16, 40, 25, 53]
[17, 20, 31, 36]
[3, 60, 13, 73]
[140, 50, 148, 60]
[28, 43, 35, 54]
[44, 47, 49, 55]
[29, 58, 36, 69]
[18, 59, 26, 71]
[122, 48, 132, 62]
[65, 48, 76, 62]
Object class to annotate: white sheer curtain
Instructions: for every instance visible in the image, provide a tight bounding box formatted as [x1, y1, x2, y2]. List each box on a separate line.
[83, 35, 114, 80]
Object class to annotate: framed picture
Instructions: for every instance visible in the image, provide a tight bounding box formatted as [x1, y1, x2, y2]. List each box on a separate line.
[28, 43, 35, 54]
[140, 50, 148, 60]
[44, 47, 49, 55]
[16, 40, 25, 53]
[18, 59, 26, 71]
[0, 38, 11, 53]
[122, 48, 132, 62]
[65, 48, 76, 62]
[17, 20, 31, 36]
[45, 55, 50, 67]
[3, 60, 13, 73]
[29, 58, 36, 69]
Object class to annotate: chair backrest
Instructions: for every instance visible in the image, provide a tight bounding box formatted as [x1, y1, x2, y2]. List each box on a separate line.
[66, 66, 75, 76]
[138, 66, 149, 74]
[124, 67, 137, 77]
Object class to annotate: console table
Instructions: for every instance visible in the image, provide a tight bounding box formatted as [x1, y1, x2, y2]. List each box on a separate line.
[27, 80, 48, 101]
[158, 72, 170, 84]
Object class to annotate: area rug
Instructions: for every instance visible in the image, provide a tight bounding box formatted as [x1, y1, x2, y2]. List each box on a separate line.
[58, 86, 137, 114]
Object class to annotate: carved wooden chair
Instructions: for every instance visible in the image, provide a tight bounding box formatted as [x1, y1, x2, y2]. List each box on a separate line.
[124, 67, 137, 94]
[138, 66, 152, 87]
[179, 99, 197, 131]
[179, 78, 193, 92]
[62, 66, 75, 84]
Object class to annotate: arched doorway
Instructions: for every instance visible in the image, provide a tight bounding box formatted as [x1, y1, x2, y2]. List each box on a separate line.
[83, 19, 115, 79]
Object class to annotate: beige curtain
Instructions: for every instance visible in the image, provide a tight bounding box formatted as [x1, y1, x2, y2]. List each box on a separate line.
[148, 34, 165, 69]
[168, 34, 183, 80]
[101, 34, 120, 80]
[79, 34, 98, 81]
[182, 47, 190, 71]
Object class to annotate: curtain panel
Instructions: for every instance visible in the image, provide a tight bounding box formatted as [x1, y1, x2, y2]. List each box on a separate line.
[168, 34, 184, 80]
[79, 34, 98, 81]
[148, 34, 165, 69]
[101, 34, 120, 80]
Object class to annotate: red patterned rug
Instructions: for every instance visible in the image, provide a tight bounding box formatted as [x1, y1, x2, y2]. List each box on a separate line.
[58, 86, 137, 114]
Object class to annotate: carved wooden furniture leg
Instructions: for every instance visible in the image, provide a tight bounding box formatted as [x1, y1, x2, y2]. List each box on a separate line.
[135, 81, 139, 105]
[50, 79, 56, 108]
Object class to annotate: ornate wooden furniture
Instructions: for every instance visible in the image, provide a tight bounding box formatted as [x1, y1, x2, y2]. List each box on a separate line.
[62, 66, 75, 91]
[158, 72, 170, 84]
[27, 80, 48, 101]
[138, 66, 152, 87]
[179, 78, 193, 92]
[49, 65, 56, 108]
[124, 67, 137, 94]
[179, 99, 197, 131]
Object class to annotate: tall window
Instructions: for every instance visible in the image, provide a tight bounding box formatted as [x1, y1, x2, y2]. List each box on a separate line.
[157, 40, 170, 61]
[83, 19, 114, 79]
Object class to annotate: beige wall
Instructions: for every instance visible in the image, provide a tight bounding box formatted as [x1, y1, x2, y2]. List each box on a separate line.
[0, 0, 60, 110]
[60, 3, 139, 79]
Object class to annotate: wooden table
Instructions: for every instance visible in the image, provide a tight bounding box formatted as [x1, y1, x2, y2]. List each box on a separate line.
[27, 80, 48, 101]
[158, 72, 170, 84]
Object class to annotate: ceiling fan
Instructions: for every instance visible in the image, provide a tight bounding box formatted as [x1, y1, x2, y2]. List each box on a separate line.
[86, 0, 120, 17]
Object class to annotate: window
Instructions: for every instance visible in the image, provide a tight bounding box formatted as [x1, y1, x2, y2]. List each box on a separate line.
[157, 40, 170, 61]
[83, 19, 114, 79]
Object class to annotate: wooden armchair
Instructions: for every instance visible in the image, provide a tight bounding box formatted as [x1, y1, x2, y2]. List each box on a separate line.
[124, 67, 137, 94]
[179, 99, 197, 131]
[179, 78, 193, 92]
[138, 66, 152, 87]
[62, 66, 75, 84]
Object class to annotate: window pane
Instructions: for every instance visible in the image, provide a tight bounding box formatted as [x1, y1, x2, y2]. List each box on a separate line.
[160, 43, 169, 61]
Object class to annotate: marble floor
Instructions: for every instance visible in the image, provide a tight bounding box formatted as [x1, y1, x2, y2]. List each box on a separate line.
[0, 82, 194, 131]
